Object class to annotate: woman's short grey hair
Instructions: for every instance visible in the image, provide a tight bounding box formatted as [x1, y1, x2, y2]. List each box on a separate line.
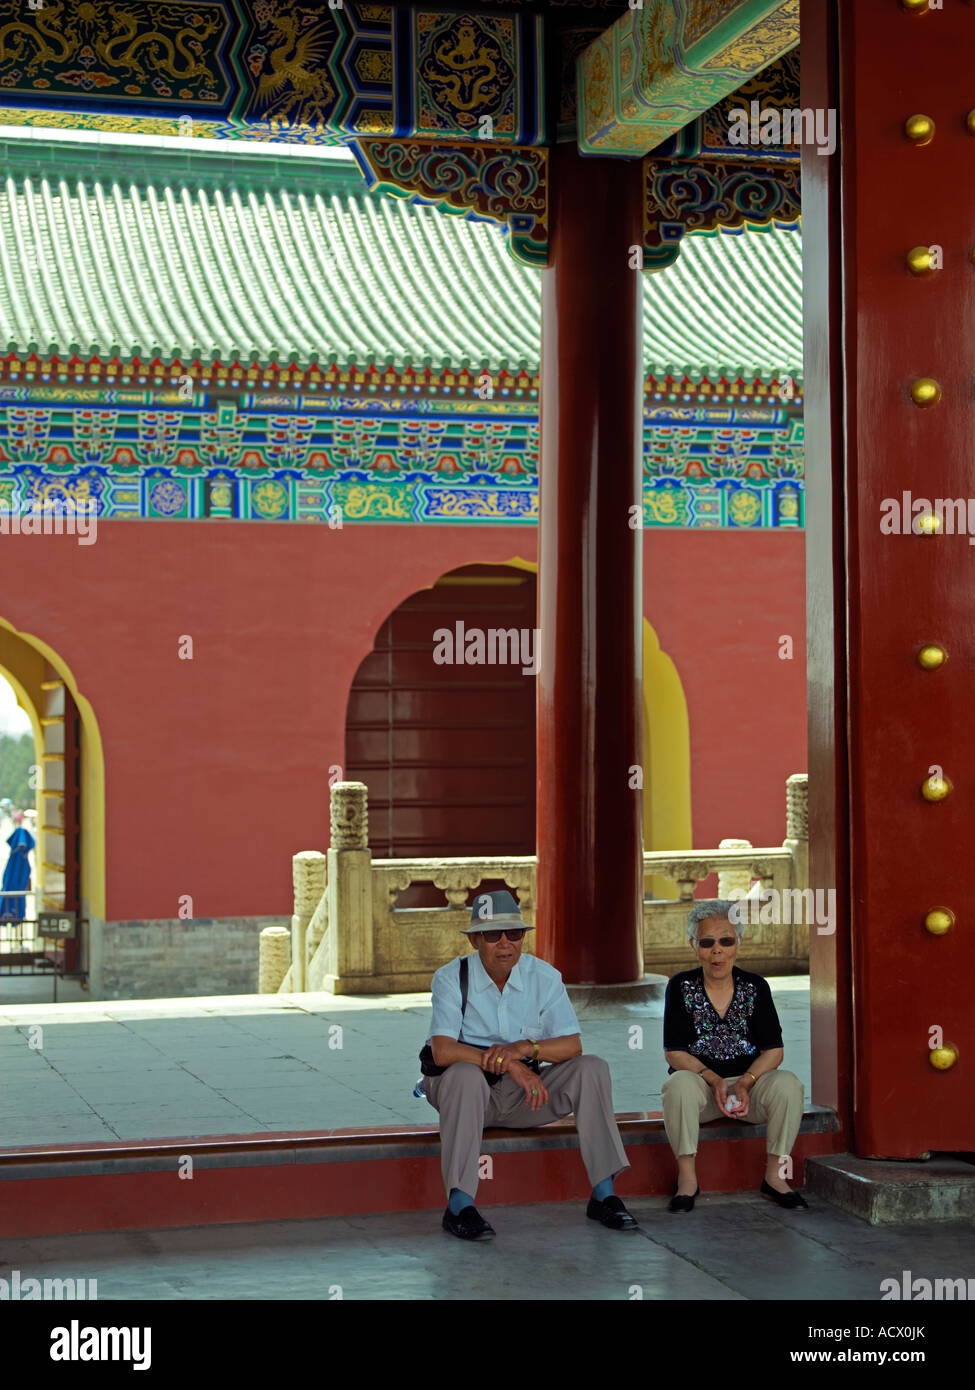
[685, 899, 745, 944]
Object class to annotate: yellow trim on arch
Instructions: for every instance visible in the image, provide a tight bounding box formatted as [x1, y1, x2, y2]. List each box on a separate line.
[643, 618, 692, 898]
[0, 619, 105, 920]
[499, 555, 538, 577]
[497, 559, 692, 886]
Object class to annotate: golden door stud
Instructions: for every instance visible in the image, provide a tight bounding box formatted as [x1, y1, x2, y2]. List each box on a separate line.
[906, 246, 939, 276]
[924, 908, 955, 936]
[911, 377, 942, 407]
[920, 772, 952, 801]
[904, 114, 935, 144]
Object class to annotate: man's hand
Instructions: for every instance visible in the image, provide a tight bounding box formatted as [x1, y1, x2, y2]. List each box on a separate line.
[507, 1059, 549, 1111]
[479, 1041, 528, 1076]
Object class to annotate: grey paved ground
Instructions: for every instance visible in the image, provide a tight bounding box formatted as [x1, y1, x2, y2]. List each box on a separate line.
[2, 1193, 972, 1301]
[0, 980, 811, 1147]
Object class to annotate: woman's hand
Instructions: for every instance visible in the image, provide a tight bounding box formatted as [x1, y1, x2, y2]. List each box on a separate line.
[707, 1074, 730, 1111]
[727, 1078, 751, 1118]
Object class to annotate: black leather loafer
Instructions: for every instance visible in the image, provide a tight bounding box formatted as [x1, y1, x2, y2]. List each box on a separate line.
[586, 1194, 639, 1230]
[668, 1186, 700, 1213]
[760, 1179, 808, 1209]
[442, 1205, 496, 1240]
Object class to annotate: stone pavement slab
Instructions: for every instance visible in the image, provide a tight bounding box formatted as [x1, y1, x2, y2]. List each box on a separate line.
[0, 981, 812, 1147]
[1, 1193, 971, 1302]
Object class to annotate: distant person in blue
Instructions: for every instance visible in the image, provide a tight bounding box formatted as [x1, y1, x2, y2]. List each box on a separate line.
[0, 823, 35, 922]
[662, 899, 807, 1212]
[420, 890, 637, 1241]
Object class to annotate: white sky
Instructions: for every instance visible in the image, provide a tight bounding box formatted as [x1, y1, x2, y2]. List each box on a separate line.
[0, 125, 357, 160]
[0, 675, 32, 737]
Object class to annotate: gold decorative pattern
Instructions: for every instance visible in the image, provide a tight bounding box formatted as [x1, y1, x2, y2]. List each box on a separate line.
[354, 48, 393, 84]
[249, 4, 340, 128]
[644, 157, 801, 266]
[579, 0, 799, 156]
[699, 0, 800, 73]
[0, 0, 229, 106]
[353, 138, 548, 267]
[354, 109, 395, 133]
[335, 482, 412, 519]
[415, 11, 518, 136]
[682, 0, 738, 50]
[584, 34, 614, 134]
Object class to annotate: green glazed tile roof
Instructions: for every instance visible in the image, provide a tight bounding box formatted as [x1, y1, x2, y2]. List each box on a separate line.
[0, 139, 802, 383]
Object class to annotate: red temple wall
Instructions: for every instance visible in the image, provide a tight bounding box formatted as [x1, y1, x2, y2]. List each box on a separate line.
[1, 523, 805, 920]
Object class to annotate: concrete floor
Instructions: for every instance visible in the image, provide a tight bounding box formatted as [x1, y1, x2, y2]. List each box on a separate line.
[0, 971, 88, 1006]
[2, 1193, 972, 1300]
[0, 980, 811, 1147]
[2, 980, 971, 1305]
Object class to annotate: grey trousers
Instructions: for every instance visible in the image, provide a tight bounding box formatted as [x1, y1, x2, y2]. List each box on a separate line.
[423, 1055, 630, 1200]
[662, 1068, 804, 1158]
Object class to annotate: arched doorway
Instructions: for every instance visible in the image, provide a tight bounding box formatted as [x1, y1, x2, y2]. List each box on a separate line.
[0, 621, 104, 985]
[345, 562, 537, 907]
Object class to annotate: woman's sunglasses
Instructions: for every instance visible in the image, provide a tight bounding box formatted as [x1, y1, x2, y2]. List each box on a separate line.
[478, 928, 527, 943]
[696, 936, 737, 949]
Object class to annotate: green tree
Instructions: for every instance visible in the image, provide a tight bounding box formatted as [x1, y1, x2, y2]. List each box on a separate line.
[0, 732, 36, 808]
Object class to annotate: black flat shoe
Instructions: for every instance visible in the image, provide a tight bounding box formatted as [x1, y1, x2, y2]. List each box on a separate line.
[668, 1186, 700, 1212]
[761, 1179, 808, 1209]
[586, 1194, 639, 1230]
[442, 1205, 496, 1240]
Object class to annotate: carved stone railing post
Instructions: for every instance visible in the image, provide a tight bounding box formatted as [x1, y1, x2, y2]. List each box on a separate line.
[784, 778, 806, 872]
[784, 773, 809, 950]
[291, 850, 326, 992]
[324, 782, 372, 989]
[717, 839, 754, 900]
[259, 925, 291, 994]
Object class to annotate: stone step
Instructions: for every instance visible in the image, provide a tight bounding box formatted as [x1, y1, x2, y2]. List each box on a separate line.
[805, 1152, 975, 1225]
[0, 1108, 840, 1238]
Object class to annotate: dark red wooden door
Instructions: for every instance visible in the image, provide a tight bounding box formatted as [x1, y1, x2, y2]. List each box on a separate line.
[806, 0, 975, 1156]
[346, 564, 536, 903]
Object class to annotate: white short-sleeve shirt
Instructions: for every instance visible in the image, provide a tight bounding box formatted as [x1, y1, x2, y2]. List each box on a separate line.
[427, 949, 581, 1048]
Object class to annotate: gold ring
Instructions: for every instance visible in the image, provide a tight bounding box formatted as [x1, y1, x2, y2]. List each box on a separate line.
[531, 1089, 538, 1095]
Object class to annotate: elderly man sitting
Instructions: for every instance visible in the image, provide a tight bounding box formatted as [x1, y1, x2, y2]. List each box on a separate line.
[420, 890, 637, 1240]
[661, 899, 808, 1212]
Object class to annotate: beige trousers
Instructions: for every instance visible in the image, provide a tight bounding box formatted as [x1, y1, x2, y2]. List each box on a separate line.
[662, 1068, 804, 1158]
[424, 1055, 630, 1199]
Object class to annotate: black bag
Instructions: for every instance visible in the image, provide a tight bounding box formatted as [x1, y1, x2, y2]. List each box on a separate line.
[419, 955, 540, 1087]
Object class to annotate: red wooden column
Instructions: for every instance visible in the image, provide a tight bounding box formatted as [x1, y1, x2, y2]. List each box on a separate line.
[536, 143, 644, 985]
[807, 0, 975, 1156]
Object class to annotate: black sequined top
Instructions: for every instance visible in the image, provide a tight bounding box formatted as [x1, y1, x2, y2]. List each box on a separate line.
[663, 966, 783, 1078]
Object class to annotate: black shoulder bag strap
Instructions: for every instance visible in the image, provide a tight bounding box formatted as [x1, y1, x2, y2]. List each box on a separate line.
[458, 955, 469, 1027]
[419, 954, 470, 1077]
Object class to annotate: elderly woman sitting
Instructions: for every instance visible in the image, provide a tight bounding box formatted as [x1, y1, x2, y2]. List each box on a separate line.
[661, 899, 807, 1212]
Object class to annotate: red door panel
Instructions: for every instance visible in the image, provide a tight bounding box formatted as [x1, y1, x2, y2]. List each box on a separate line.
[346, 565, 536, 905]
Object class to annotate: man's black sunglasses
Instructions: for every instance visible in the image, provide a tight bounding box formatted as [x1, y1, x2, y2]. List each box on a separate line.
[697, 936, 736, 949]
[478, 928, 527, 943]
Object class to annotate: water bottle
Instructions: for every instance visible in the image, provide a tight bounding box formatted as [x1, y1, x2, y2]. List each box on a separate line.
[412, 1076, 426, 1098]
